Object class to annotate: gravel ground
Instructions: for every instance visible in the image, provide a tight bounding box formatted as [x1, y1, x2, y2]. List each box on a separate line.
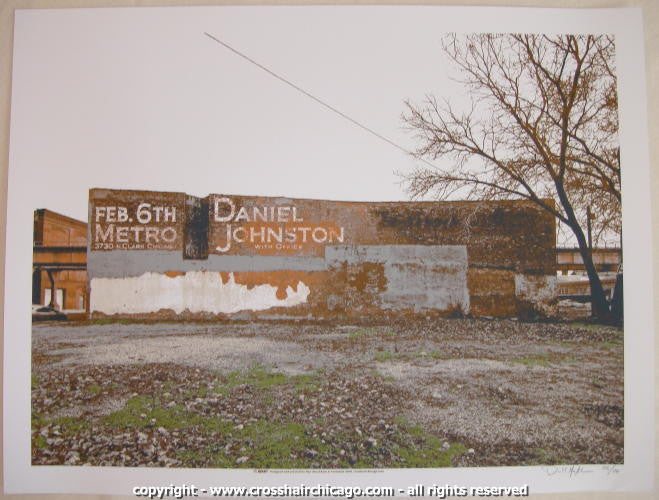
[31, 318, 623, 468]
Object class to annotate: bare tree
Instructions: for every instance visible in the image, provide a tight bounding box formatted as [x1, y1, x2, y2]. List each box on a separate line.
[402, 33, 620, 321]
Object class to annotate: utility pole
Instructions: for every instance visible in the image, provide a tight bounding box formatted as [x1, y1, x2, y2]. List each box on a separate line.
[586, 205, 593, 251]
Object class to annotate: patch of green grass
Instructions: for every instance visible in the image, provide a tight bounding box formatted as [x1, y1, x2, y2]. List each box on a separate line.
[186, 384, 214, 399]
[215, 365, 322, 396]
[570, 322, 622, 333]
[349, 328, 397, 340]
[240, 420, 328, 468]
[99, 366, 467, 469]
[31, 374, 38, 390]
[406, 422, 428, 438]
[119, 385, 462, 467]
[104, 389, 467, 468]
[349, 328, 377, 339]
[105, 395, 237, 435]
[177, 419, 328, 468]
[195, 416, 236, 436]
[531, 447, 569, 465]
[291, 374, 321, 392]
[226, 365, 287, 389]
[161, 381, 176, 392]
[374, 351, 395, 361]
[570, 322, 595, 330]
[389, 418, 466, 468]
[177, 448, 216, 466]
[50, 416, 90, 435]
[32, 414, 90, 441]
[104, 395, 191, 430]
[86, 384, 102, 394]
[177, 447, 233, 468]
[396, 439, 465, 467]
[31, 411, 44, 429]
[33, 435, 47, 449]
[393, 416, 408, 427]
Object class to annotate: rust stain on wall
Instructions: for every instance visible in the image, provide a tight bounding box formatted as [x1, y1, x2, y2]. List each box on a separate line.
[230, 271, 327, 302]
[345, 262, 388, 293]
[467, 269, 516, 296]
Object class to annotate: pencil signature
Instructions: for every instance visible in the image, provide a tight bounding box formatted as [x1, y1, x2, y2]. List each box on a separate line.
[542, 465, 594, 478]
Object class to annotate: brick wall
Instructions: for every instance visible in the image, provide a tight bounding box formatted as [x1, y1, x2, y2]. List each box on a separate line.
[88, 188, 556, 319]
[33, 209, 88, 310]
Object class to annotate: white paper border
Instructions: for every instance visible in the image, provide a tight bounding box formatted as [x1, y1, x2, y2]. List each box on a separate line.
[3, 5, 654, 495]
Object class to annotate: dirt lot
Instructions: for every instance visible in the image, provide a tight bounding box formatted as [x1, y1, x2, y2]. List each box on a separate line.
[31, 318, 623, 468]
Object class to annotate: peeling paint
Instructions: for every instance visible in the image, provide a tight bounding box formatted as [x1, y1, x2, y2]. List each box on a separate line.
[514, 274, 557, 315]
[88, 189, 556, 319]
[90, 271, 310, 315]
[328, 245, 470, 313]
[514, 274, 557, 302]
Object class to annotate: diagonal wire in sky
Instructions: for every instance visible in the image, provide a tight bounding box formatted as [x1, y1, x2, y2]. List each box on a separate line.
[203, 31, 439, 170]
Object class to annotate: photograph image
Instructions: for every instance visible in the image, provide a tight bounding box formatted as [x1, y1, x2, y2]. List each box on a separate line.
[4, 4, 653, 497]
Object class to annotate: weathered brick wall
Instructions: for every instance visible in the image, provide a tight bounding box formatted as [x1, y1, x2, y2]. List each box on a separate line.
[88, 188, 556, 320]
[33, 209, 88, 310]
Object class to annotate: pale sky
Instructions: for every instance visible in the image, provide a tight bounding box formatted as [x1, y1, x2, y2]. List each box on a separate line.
[9, 6, 626, 246]
[10, 6, 469, 222]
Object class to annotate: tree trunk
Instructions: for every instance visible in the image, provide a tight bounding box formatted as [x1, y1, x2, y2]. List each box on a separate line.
[570, 223, 610, 321]
[554, 174, 610, 321]
[610, 273, 623, 326]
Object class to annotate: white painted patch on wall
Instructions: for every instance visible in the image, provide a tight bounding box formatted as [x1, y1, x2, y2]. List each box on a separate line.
[514, 274, 557, 315]
[514, 274, 557, 301]
[90, 271, 310, 315]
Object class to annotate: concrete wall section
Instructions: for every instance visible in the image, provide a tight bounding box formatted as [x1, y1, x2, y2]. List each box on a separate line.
[88, 251, 327, 278]
[88, 189, 557, 319]
[326, 245, 469, 314]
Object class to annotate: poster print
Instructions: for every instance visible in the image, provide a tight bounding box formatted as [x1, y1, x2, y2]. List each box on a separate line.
[4, 4, 654, 497]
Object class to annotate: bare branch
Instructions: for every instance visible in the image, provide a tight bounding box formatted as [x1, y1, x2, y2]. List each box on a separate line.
[401, 34, 621, 318]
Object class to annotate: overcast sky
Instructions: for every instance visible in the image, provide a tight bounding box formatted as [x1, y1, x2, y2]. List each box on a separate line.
[10, 6, 477, 222]
[9, 6, 627, 243]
